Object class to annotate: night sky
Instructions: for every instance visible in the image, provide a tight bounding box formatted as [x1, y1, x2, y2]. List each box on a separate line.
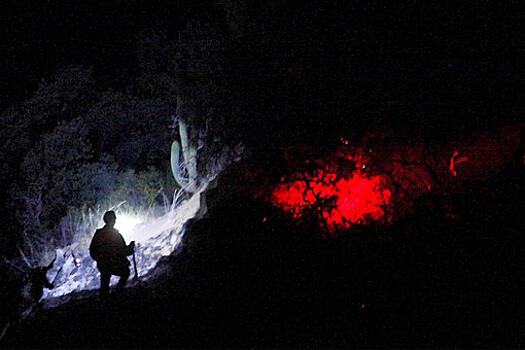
[2, 1, 521, 136]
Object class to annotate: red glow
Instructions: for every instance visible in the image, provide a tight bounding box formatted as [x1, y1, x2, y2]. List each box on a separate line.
[259, 124, 519, 236]
[450, 150, 469, 176]
[272, 170, 391, 234]
[450, 151, 458, 176]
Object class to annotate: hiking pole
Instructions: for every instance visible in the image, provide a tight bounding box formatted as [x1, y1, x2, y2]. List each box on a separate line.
[132, 248, 139, 281]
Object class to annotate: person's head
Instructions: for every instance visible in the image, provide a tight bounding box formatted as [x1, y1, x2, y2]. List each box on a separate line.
[103, 210, 116, 227]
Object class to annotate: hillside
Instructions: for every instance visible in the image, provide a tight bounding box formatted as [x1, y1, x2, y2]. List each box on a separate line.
[2, 167, 523, 348]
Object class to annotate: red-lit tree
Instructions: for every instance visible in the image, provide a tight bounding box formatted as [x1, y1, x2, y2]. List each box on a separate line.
[265, 124, 522, 236]
[270, 149, 392, 236]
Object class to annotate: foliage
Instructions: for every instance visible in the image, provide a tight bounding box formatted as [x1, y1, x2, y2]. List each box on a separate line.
[136, 29, 177, 100]
[0, 10, 246, 265]
[0, 66, 96, 196]
[85, 91, 172, 168]
[0, 65, 177, 261]
[20, 118, 97, 224]
[108, 168, 177, 209]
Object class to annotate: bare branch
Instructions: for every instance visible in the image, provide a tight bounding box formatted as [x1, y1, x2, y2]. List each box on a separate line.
[17, 246, 33, 268]
[2, 257, 26, 274]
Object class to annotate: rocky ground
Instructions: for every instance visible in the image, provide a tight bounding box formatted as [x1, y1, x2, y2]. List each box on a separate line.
[2, 168, 523, 348]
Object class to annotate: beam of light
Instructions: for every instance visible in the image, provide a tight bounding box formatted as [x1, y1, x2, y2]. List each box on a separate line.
[43, 189, 206, 301]
[115, 214, 143, 240]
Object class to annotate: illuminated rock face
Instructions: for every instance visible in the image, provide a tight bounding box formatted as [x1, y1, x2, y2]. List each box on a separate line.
[43, 190, 205, 299]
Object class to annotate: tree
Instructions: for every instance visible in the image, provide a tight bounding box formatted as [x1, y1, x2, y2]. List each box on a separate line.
[166, 20, 243, 195]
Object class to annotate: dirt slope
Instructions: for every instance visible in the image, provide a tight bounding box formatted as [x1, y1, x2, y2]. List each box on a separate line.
[2, 172, 523, 348]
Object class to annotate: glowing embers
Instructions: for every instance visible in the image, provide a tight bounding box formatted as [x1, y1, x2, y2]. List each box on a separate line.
[272, 169, 391, 234]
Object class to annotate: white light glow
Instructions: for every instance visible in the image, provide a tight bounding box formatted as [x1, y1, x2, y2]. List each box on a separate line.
[115, 214, 143, 240]
[43, 188, 206, 302]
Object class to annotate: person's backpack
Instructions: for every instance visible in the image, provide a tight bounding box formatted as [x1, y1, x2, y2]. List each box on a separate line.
[89, 229, 103, 262]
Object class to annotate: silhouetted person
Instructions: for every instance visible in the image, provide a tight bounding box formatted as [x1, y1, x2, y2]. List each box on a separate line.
[90, 211, 135, 301]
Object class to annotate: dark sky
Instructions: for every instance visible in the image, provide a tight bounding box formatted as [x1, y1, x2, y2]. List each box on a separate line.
[1, 1, 522, 135]
[1, 0, 175, 107]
